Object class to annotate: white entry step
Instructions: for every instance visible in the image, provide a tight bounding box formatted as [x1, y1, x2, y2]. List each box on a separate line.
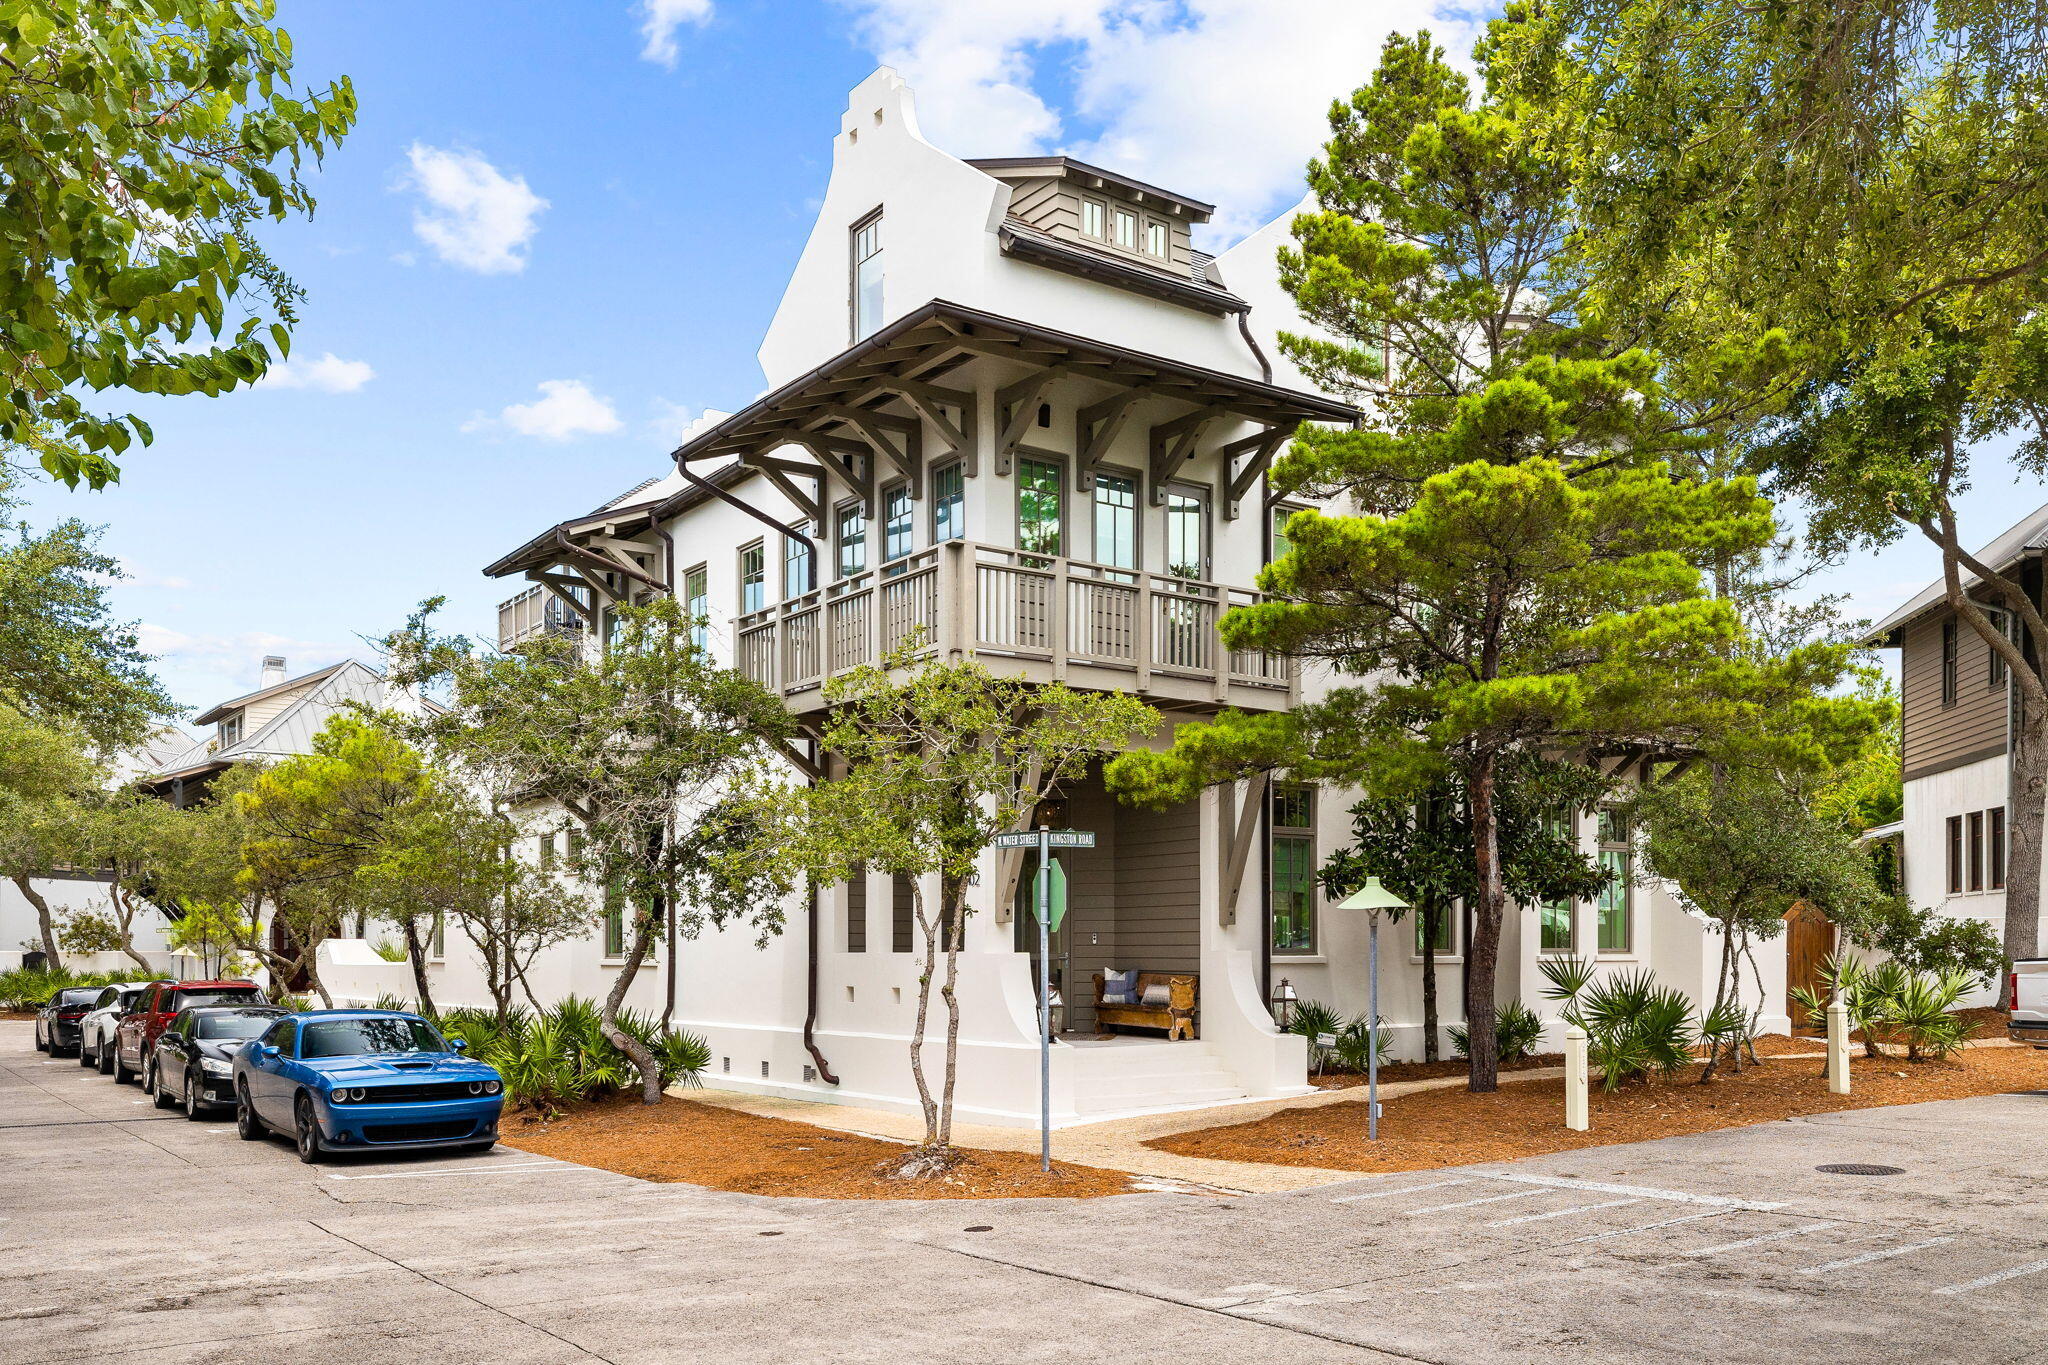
[1064, 1038, 1250, 1116]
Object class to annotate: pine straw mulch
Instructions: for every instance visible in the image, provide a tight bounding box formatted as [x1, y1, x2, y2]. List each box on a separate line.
[1149, 1043, 2048, 1176]
[503, 1094, 1138, 1200]
[1311, 1053, 1564, 1089]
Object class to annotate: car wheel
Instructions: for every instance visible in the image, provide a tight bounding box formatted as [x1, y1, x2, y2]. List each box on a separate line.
[111, 1045, 132, 1085]
[148, 1060, 173, 1108]
[294, 1095, 324, 1165]
[184, 1071, 204, 1121]
[235, 1083, 264, 1140]
[98, 1038, 115, 1075]
[34, 1024, 48, 1053]
[462, 1140, 496, 1155]
[79, 1034, 95, 1068]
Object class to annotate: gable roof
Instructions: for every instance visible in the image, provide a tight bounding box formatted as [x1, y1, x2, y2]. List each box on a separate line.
[191, 662, 347, 726]
[150, 661, 398, 782]
[967, 156, 1216, 220]
[1868, 498, 2048, 644]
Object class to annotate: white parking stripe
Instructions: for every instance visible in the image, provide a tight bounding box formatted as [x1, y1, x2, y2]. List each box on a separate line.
[1487, 1173, 1784, 1210]
[321, 1161, 569, 1182]
[1935, 1258, 2048, 1296]
[1489, 1198, 1641, 1227]
[1681, 1223, 1835, 1258]
[1331, 1178, 1473, 1204]
[1562, 1211, 1728, 1245]
[1801, 1238, 1953, 1274]
[1405, 1189, 1551, 1216]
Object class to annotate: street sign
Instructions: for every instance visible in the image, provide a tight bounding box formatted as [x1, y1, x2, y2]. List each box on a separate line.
[1031, 860, 1068, 931]
[994, 828, 1096, 849]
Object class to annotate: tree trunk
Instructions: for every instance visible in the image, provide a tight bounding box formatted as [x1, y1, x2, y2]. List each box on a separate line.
[2008, 697, 2046, 963]
[402, 918, 437, 1018]
[1420, 899, 1440, 1063]
[1466, 750, 1504, 1093]
[601, 912, 664, 1104]
[936, 888, 964, 1149]
[1699, 920, 1737, 1083]
[14, 873, 62, 969]
[904, 882, 941, 1149]
[108, 882, 153, 972]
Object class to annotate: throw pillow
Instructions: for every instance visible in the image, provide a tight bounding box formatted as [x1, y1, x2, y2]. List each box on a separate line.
[1140, 983, 1172, 1007]
[1102, 968, 1136, 998]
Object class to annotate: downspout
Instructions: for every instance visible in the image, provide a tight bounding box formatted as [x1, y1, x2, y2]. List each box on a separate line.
[1235, 307, 1273, 385]
[673, 457, 818, 556]
[799, 744, 839, 1084]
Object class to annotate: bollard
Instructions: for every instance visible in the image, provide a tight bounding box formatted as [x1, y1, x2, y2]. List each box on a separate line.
[1826, 996, 1851, 1095]
[1564, 1024, 1589, 1131]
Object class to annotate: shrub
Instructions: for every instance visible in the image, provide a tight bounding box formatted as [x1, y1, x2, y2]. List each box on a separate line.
[372, 940, 408, 964]
[1328, 1015, 1391, 1073]
[1794, 956, 1981, 1062]
[438, 996, 708, 1113]
[1837, 900, 2004, 988]
[1284, 999, 1346, 1074]
[1541, 958, 1697, 1090]
[0, 964, 159, 1012]
[1450, 999, 1544, 1063]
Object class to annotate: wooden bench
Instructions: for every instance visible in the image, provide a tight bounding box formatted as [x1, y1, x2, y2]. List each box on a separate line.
[1092, 972, 1198, 1041]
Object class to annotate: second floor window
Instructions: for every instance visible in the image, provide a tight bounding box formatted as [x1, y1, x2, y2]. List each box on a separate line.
[882, 483, 913, 564]
[835, 501, 867, 578]
[683, 564, 709, 654]
[851, 212, 883, 340]
[1165, 486, 1209, 580]
[932, 463, 964, 543]
[1093, 471, 1137, 571]
[1146, 219, 1168, 257]
[1082, 197, 1106, 239]
[739, 542, 766, 615]
[785, 522, 815, 599]
[1112, 207, 1136, 250]
[218, 712, 244, 748]
[1271, 783, 1316, 955]
[1017, 458, 1063, 560]
[1940, 617, 1958, 706]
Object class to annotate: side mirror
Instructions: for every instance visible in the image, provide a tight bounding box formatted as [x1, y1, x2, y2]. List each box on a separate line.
[450, 1038, 468, 1053]
[255, 1044, 277, 1061]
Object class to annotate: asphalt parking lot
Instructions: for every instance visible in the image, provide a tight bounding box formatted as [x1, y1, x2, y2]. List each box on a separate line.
[5, 1019, 2047, 1364]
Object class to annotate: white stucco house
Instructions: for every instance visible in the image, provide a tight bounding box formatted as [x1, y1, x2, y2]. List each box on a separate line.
[322, 68, 1789, 1125]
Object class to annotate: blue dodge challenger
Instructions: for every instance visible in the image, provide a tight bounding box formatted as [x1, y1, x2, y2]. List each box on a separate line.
[232, 1009, 505, 1163]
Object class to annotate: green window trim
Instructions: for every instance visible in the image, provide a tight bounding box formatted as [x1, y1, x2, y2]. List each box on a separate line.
[1538, 899, 1575, 954]
[1016, 457, 1063, 561]
[1414, 905, 1455, 955]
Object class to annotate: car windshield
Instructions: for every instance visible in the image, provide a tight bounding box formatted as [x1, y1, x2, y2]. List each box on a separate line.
[299, 1018, 448, 1059]
[196, 1012, 277, 1041]
[174, 988, 262, 1009]
[55, 988, 100, 1006]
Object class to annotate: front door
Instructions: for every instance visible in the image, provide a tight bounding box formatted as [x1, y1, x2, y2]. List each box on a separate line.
[1784, 901, 1835, 1034]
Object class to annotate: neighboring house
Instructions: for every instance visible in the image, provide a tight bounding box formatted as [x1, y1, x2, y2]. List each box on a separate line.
[327, 69, 1788, 1125]
[1868, 504, 2046, 999]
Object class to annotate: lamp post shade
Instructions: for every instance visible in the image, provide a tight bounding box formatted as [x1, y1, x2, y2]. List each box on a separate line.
[1336, 877, 1411, 914]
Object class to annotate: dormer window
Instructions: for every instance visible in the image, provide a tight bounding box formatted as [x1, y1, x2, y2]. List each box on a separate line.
[1111, 208, 1136, 250]
[218, 712, 244, 748]
[851, 210, 883, 341]
[1082, 198, 1106, 239]
[1146, 219, 1168, 257]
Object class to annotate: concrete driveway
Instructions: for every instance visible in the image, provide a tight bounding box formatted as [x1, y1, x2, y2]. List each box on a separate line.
[4, 1020, 2045, 1364]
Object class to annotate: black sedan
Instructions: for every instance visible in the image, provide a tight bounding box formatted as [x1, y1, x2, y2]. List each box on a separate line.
[150, 1006, 287, 1119]
[33, 987, 104, 1056]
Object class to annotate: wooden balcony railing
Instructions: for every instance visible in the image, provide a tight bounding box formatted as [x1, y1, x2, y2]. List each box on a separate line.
[497, 584, 586, 652]
[735, 540, 1294, 707]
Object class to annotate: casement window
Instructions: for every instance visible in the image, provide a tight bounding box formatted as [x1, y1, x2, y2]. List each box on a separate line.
[1596, 808, 1633, 954]
[1946, 814, 1964, 894]
[603, 880, 626, 958]
[1415, 906, 1456, 955]
[218, 712, 243, 748]
[1270, 504, 1303, 566]
[851, 210, 883, 341]
[1145, 219, 1168, 257]
[1941, 618, 1958, 706]
[845, 867, 867, 953]
[430, 912, 445, 959]
[1968, 810, 1986, 891]
[683, 564, 709, 654]
[1165, 485, 1210, 580]
[1112, 207, 1136, 250]
[932, 463, 965, 543]
[537, 831, 555, 871]
[882, 483, 913, 565]
[1991, 806, 2007, 890]
[891, 874, 915, 953]
[784, 521, 815, 598]
[1989, 607, 2018, 688]
[1539, 810, 1577, 953]
[738, 542, 766, 614]
[1081, 197, 1106, 239]
[1092, 470, 1138, 572]
[1271, 783, 1316, 955]
[1016, 457, 1064, 560]
[834, 501, 867, 578]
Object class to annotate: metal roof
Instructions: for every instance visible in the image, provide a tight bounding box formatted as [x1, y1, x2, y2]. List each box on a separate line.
[966, 156, 1216, 219]
[191, 662, 347, 726]
[151, 662, 406, 782]
[1867, 498, 2048, 643]
[995, 223, 1247, 315]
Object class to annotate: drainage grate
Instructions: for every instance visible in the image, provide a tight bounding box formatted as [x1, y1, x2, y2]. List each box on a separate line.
[1816, 1163, 1905, 1176]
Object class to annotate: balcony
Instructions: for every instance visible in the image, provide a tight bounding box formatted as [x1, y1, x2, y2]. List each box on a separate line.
[497, 584, 587, 652]
[735, 540, 1294, 712]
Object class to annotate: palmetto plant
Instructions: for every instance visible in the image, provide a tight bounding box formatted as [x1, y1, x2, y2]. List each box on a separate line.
[1790, 953, 1893, 1059]
[1450, 999, 1544, 1063]
[1541, 957, 1699, 1090]
[1881, 969, 1980, 1061]
[1285, 999, 1346, 1075]
[437, 996, 709, 1114]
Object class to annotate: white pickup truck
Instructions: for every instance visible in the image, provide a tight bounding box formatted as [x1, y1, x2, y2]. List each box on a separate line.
[2012, 960, 2048, 1048]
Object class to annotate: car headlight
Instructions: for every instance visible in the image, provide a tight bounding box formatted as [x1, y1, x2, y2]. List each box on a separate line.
[199, 1058, 232, 1076]
[467, 1080, 483, 1095]
[330, 1087, 367, 1103]
[484, 1080, 502, 1096]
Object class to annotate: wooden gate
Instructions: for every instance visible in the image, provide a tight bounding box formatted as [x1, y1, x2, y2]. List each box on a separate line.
[1783, 901, 1835, 1034]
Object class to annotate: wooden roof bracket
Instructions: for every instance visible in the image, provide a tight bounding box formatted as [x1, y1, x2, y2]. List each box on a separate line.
[826, 406, 925, 500]
[1225, 427, 1291, 520]
[1149, 404, 1227, 504]
[1076, 387, 1148, 492]
[995, 364, 1071, 476]
[1221, 770, 1271, 927]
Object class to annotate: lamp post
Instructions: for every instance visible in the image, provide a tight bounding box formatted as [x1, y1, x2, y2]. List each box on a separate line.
[1336, 877, 1410, 1140]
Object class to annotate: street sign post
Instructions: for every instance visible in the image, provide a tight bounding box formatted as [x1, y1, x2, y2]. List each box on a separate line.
[998, 827, 1094, 1171]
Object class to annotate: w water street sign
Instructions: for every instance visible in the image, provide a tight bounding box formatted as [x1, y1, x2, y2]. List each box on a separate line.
[994, 829, 1096, 849]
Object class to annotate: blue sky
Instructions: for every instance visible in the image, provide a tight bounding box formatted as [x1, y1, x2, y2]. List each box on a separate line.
[22, 0, 2027, 716]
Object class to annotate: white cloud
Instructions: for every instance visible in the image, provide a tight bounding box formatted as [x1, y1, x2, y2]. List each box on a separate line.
[842, 1, 1478, 244]
[138, 625, 349, 699]
[400, 143, 549, 274]
[646, 397, 704, 442]
[260, 352, 375, 393]
[465, 379, 624, 441]
[114, 560, 193, 591]
[639, 0, 713, 66]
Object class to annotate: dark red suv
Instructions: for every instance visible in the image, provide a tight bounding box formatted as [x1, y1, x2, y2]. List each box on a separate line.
[111, 979, 268, 1085]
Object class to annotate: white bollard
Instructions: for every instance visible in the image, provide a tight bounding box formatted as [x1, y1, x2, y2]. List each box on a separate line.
[1827, 997, 1851, 1095]
[1564, 1024, 1590, 1131]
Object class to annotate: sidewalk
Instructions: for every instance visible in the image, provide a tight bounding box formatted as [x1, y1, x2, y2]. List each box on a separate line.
[685, 1065, 1566, 1194]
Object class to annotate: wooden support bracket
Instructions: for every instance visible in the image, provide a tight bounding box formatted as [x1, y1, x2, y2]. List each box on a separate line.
[1221, 770, 1270, 927]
